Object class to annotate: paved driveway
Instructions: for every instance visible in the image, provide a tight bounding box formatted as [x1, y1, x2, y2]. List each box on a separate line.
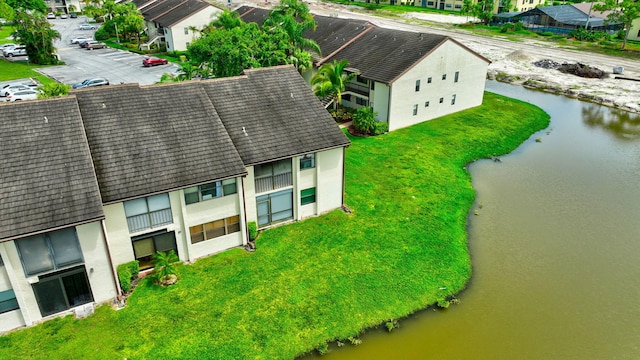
[38, 17, 178, 86]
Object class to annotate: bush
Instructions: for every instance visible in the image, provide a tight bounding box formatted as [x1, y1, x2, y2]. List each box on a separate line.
[500, 23, 514, 33]
[116, 260, 139, 293]
[94, 27, 109, 41]
[373, 121, 388, 135]
[248, 221, 258, 241]
[352, 107, 377, 135]
[151, 250, 179, 286]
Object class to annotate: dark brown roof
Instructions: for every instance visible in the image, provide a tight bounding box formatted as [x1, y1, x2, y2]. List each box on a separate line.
[72, 83, 247, 204]
[237, 6, 489, 85]
[138, 0, 213, 27]
[0, 97, 104, 241]
[203, 66, 350, 166]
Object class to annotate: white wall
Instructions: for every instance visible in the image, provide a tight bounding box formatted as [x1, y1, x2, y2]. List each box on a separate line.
[316, 148, 345, 214]
[0, 244, 25, 333]
[298, 157, 318, 219]
[0, 222, 115, 332]
[167, 6, 222, 52]
[629, 19, 640, 42]
[387, 39, 488, 131]
[370, 81, 391, 123]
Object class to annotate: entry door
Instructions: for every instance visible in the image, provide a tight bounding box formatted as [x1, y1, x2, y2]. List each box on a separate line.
[256, 189, 293, 227]
[33, 266, 93, 317]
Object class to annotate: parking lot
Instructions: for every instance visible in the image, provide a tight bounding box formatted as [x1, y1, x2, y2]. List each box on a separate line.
[37, 17, 178, 87]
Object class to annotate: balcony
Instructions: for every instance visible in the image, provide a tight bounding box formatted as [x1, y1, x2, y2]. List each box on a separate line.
[255, 172, 293, 194]
[345, 82, 370, 96]
[126, 208, 173, 233]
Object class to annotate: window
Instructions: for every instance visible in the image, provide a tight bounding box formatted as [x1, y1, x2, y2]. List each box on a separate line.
[454, 71, 459, 83]
[254, 159, 292, 193]
[184, 179, 237, 205]
[427, 77, 432, 84]
[184, 27, 189, 35]
[32, 266, 92, 317]
[442, 74, 447, 80]
[425, 101, 430, 107]
[370, 81, 375, 90]
[413, 104, 418, 116]
[0, 289, 19, 314]
[451, 94, 457, 105]
[301, 188, 316, 205]
[257, 189, 293, 227]
[439, 97, 444, 103]
[189, 216, 240, 244]
[124, 194, 173, 233]
[356, 75, 367, 84]
[415, 79, 420, 92]
[300, 153, 316, 169]
[445, 3, 452, 8]
[427, 1, 434, 5]
[16, 228, 83, 277]
[342, 94, 352, 102]
[355, 97, 368, 106]
[185, 42, 190, 47]
[454, 4, 461, 8]
[132, 231, 178, 269]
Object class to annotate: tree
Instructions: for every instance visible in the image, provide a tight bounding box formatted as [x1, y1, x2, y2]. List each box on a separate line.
[311, 59, 358, 110]
[151, 250, 179, 286]
[6, 0, 45, 13]
[38, 83, 70, 98]
[474, 0, 495, 25]
[353, 107, 377, 135]
[500, 0, 513, 13]
[13, 9, 60, 64]
[594, 0, 640, 49]
[263, 0, 321, 55]
[0, 0, 14, 22]
[461, 0, 474, 22]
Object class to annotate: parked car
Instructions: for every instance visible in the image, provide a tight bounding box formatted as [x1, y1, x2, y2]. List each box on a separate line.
[47, 13, 56, 19]
[71, 36, 92, 45]
[70, 13, 77, 18]
[1, 83, 36, 97]
[143, 57, 168, 67]
[3, 46, 27, 57]
[81, 40, 101, 48]
[78, 23, 97, 30]
[72, 77, 109, 89]
[60, 13, 68, 19]
[1, 43, 16, 52]
[5, 89, 39, 102]
[86, 41, 107, 50]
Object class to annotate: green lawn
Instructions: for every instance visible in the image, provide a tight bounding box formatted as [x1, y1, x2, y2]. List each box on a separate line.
[0, 93, 549, 359]
[0, 58, 56, 85]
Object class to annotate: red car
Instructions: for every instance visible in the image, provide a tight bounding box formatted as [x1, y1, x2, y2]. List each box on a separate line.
[143, 57, 168, 67]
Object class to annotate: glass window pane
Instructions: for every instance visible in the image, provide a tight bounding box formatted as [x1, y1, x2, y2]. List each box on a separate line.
[147, 194, 170, 212]
[33, 278, 67, 317]
[254, 164, 272, 178]
[200, 182, 221, 200]
[222, 179, 237, 195]
[133, 238, 155, 258]
[124, 198, 148, 217]
[226, 216, 240, 234]
[205, 220, 225, 239]
[271, 190, 292, 213]
[273, 159, 292, 175]
[257, 201, 269, 218]
[17, 235, 54, 276]
[184, 187, 199, 205]
[62, 270, 93, 307]
[258, 215, 269, 226]
[154, 232, 177, 254]
[49, 228, 83, 268]
[0, 289, 19, 314]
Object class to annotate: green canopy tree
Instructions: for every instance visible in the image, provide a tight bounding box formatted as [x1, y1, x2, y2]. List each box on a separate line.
[263, 0, 320, 56]
[311, 59, 358, 110]
[594, 0, 640, 49]
[13, 9, 60, 64]
[6, 0, 45, 13]
[474, 0, 495, 25]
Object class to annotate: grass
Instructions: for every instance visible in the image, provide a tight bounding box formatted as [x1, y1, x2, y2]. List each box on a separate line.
[0, 58, 56, 85]
[0, 92, 549, 359]
[0, 26, 15, 44]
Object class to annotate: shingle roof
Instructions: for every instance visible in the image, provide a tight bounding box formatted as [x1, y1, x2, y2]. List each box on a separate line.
[138, 0, 213, 28]
[203, 66, 350, 166]
[0, 97, 104, 242]
[237, 6, 488, 85]
[72, 83, 247, 204]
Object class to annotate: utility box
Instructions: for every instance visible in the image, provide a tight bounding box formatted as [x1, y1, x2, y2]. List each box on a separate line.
[613, 66, 624, 75]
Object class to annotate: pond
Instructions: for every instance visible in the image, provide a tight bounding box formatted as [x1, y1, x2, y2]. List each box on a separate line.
[305, 81, 640, 359]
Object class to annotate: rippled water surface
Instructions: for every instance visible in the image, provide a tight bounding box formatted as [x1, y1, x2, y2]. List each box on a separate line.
[305, 82, 640, 359]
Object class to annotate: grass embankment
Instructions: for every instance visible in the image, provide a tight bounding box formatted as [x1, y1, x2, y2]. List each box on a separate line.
[0, 93, 549, 359]
[0, 59, 56, 85]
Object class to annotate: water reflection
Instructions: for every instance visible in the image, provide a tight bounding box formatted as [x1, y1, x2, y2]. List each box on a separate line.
[582, 103, 640, 140]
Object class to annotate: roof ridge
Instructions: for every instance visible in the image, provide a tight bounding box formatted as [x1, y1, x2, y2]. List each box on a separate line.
[316, 23, 376, 66]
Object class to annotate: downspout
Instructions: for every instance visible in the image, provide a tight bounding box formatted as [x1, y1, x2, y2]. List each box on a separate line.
[341, 147, 346, 207]
[100, 219, 122, 297]
[241, 176, 251, 248]
[387, 84, 392, 130]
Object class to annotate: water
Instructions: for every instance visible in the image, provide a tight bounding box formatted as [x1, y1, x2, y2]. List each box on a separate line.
[306, 82, 640, 359]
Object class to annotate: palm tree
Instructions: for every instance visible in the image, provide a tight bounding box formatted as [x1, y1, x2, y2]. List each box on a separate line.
[263, 0, 321, 55]
[311, 59, 358, 110]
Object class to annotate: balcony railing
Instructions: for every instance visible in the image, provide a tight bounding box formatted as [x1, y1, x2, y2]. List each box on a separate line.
[127, 209, 173, 233]
[255, 172, 292, 194]
[346, 82, 370, 96]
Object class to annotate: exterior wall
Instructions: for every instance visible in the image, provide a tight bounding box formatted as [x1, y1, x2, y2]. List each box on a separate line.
[629, 18, 640, 42]
[370, 81, 391, 123]
[0, 221, 115, 333]
[0, 244, 25, 333]
[104, 180, 246, 268]
[244, 148, 346, 228]
[513, 0, 545, 12]
[387, 40, 488, 131]
[166, 6, 222, 52]
[146, 20, 161, 41]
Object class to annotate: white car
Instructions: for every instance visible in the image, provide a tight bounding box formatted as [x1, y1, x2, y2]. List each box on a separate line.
[0, 83, 35, 97]
[70, 36, 92, 44]
[60, 14, 68, 19]
[47, 13, 56, 19]
[5, 89, 39, 102]
[78, 23, 97, 30]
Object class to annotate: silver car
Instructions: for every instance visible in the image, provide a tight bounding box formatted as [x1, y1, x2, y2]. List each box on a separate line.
[5, 88, 39, 102]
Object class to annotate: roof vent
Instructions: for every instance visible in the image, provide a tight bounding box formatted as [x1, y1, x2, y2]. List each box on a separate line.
[290, 92, 294, 99]
[242, 126, 248, 136]
[101, 103, 106, 109]
[43, 116, 48, 124]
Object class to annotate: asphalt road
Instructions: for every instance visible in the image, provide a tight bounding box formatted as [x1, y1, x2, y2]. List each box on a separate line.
[38, 17, 178, 87]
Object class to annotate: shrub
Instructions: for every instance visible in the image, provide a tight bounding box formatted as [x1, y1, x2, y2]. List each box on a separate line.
[116, 261, 139, 293]
[151, 250, 179, 286]
[500, 23, 514, 33]
[373, 121, 388, 136]
[94, 27, 110, 41]
[38, 83, 70, 98]
[539, 31, 554, 37]
[352, 106, 377, 135]
[248, 221, 258, 241]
